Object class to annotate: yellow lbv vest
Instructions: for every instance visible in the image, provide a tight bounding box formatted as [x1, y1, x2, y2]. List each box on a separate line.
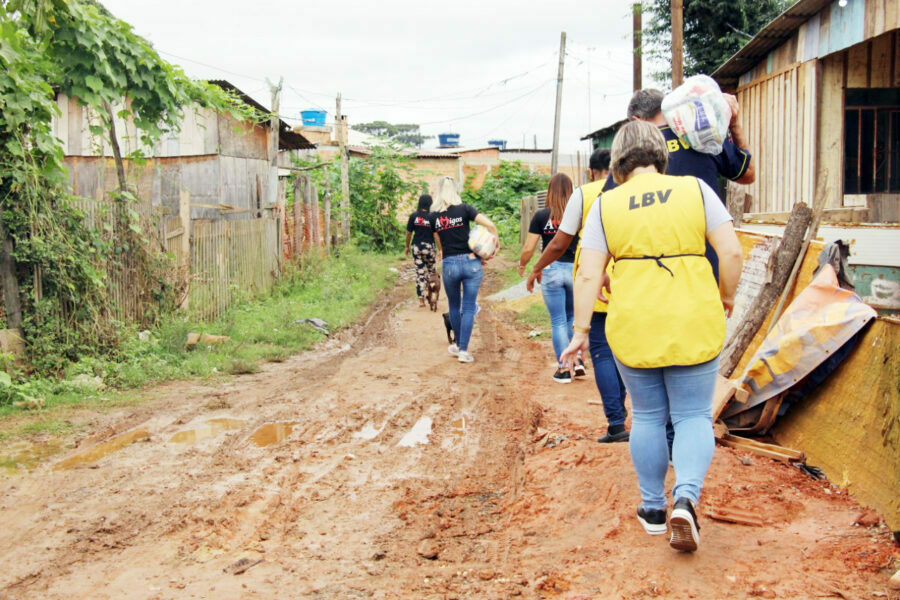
[599, 172, 725, 368]
[573, 180, 612, 313]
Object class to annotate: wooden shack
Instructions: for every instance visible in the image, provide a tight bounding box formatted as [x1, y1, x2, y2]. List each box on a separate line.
[52, 79, 314, 219]
[712, 0, 900, 314]
[712, 0, 899, 220]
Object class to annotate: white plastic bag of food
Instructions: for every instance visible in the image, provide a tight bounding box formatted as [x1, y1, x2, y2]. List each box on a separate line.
[468, 224, 498, 260]
[661, 74, 732, 155]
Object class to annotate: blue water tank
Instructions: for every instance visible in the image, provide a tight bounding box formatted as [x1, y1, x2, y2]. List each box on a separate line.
[300, 110, 327, 127]
[438, 133, 460, 147]
[488, 139, 507, 150]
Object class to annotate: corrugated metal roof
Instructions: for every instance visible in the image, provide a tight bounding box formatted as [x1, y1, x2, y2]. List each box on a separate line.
[581, 118, 628, 141]
[712, 0, 833, 89]
[207, 80, 315, 150]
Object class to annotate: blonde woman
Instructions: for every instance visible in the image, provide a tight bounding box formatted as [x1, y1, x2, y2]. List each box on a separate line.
[518, 173, 583, 383]
[561, 120, 743, 552]
[428, 177, 499, 363]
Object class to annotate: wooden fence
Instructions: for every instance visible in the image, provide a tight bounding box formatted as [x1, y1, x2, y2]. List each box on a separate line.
[519, 190, 547, 246]
[73, 194, 283, 324]
[183, 217, 281, 320]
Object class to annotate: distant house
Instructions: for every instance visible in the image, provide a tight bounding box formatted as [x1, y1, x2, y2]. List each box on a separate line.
[712, 0, 899, 223]
[581, 119, 628, 151]
[52, 79, 314, 219]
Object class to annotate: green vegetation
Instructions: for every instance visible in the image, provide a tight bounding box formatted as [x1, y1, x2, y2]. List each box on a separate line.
[0, 247, 399, 425]
[354, 121, 431, 148]
[644, 0, 789, 82]
[291, 144, 427, 253]
[0, 1, 259, 375]
[462, 161, 548, 248]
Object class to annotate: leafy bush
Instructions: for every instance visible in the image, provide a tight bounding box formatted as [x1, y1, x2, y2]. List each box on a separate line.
[462, 161, 548, 247]
[290, 144, 426, 253]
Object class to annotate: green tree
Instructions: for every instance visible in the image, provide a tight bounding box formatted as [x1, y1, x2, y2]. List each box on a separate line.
[291, 144, 426, 253]
[644, 0, 789, 82]
[0, 0, 259, 373]
[354, 121, 431, 148]
[462, 161, 548, 246]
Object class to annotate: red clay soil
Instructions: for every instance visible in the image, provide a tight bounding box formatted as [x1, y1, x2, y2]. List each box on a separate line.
[0, 262, 896, 599]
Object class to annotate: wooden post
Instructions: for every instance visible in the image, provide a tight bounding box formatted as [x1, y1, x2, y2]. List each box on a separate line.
[323, 167, 332, 251]
[719, 202, 813, 377]
[0, 217, 22, 330]
[671, 0, 684, 87]
[336, 93, 350, 243]
[178, 190, 191, 309]
[292, 177, 303, 255]
[550, 31, 566, 175]
[267, 77, 283, 210]
[633, 2, 642, 92]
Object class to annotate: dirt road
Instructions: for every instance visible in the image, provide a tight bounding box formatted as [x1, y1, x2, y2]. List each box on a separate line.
[1, 264, 897, 599]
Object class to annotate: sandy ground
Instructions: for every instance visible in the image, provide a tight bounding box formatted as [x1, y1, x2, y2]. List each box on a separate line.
[0, 262, 897, 599]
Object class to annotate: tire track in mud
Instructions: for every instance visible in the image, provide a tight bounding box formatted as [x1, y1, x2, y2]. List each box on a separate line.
[0, 268, 545, 599]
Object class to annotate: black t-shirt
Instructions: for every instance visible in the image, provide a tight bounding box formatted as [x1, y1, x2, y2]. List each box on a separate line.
[429, 203, 479, 257]
[406, 211, 434, 246]
[528, 207, 578, 263]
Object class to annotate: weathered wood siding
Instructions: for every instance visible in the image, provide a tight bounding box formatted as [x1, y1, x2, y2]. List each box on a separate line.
[735, 26, 900, 214]
[63, 155, 274, 219]
[53, 96, 222, 158]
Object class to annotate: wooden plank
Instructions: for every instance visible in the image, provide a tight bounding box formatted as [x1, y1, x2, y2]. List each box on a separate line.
[870, 33, 893, 87]
[846, 42, 868, 87]
[736, 61, 803, 93]
[887, 0, 900, 32]
[705, 508, 764, 527]
[816, 53, 844, 210]
[718, 434, 804, 462]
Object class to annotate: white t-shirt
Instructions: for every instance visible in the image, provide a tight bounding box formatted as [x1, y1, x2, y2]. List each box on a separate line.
[558, 186, 586, 235]
[580, 177, 733, 253]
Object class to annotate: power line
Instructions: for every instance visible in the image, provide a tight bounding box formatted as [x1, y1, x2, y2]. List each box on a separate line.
[416, 79, 555, 126]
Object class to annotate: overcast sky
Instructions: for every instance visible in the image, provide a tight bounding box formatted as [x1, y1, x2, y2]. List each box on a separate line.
[103, 0, 652, 155]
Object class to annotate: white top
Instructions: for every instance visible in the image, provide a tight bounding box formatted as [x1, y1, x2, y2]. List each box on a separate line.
[581, 177, 733, 254]
[558, 186, 586, 235]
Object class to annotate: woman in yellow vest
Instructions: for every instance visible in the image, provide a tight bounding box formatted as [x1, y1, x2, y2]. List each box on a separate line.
[560, 120, 743, 552]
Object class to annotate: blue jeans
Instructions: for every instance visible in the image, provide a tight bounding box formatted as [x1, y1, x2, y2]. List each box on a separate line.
[614, 355, 719, 510]
[540, 261, 574, 364]
[589, 312, 628, 427]
[442, 254, 484, 352]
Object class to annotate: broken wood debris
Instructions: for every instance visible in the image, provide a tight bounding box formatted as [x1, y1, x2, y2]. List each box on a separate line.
[712, 375, 750, 421]
[717, 433, 805, 463]
[223, 557, 264, 575]
[705, 506, 764, 527]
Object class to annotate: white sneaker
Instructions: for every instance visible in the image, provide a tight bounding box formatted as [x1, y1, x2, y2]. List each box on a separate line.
[447, 344, 459, 356]
[458, 351, 474, 363]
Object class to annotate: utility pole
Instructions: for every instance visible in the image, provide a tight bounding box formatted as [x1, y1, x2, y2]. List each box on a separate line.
[267, 77, 283, 210]
[633, 3, 642, 92]
[336, 93, 350, 243]
[550, 31, 566, 175]
[671, 0, 684, 87]
[586, 46, 593, 132]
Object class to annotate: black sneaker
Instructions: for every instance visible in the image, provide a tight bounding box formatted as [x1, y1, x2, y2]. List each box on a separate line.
[552, 368, 572, 384]
[573, 358, 587, 378]
[669, 497, 700, 552]
[597, 429, 629, 443]
[637, 507, 668, 535]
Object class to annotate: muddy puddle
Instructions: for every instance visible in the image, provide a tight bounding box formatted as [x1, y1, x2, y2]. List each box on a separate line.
[397, 416, 433, 447]
[55, 429, 150, 470]
[169, 418, 246, 445]
[1, 439, 66, 474]
[250, 422, 298, 447]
